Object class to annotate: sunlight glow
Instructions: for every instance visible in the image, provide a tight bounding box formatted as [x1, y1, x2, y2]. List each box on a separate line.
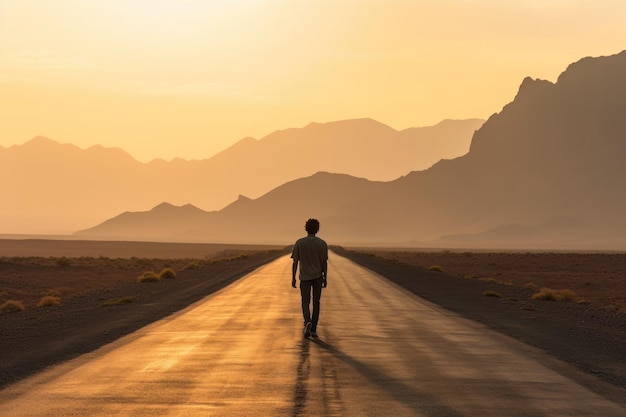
[1, 0, 625, 161]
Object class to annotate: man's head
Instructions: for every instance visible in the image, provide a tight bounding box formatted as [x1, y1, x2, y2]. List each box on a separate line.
[305, 218, 320, 235]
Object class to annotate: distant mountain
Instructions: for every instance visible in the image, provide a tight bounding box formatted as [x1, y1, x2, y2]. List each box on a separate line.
[0, 118, 482, 234]
[76, 50, 626, 249]
[213, 118, 484, 182]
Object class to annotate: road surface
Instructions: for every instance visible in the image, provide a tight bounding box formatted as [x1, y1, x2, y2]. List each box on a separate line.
[1, 253, 624, 416]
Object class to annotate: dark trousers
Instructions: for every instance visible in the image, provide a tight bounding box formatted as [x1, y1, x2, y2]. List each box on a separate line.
[300, 278, 323, 331]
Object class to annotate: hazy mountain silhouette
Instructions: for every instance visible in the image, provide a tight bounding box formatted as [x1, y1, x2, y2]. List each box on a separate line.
[0, 118, 481, 234]
[76, 50, 626, 249]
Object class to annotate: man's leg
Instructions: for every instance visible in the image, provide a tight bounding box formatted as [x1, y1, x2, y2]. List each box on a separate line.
[311, 277, 323, 333]
[299, 279, 312, 325]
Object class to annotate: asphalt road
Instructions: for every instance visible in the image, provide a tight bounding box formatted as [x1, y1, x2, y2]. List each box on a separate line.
[1, 253, 624, 416]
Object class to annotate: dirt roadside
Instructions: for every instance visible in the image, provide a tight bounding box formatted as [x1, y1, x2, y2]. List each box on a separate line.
[0, 248, 290, 388]
[2, 244, 625, 401]
[334, 247, 626, 393]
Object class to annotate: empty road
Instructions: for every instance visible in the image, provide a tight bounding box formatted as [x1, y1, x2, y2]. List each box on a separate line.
[1, 253, 624, 416]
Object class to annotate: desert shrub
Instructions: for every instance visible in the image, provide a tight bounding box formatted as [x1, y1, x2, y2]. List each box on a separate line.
[138, 271, 160, 283]
[220, 253, 249, 262]
[428, 265, 444, 273]
[37, 296, 61, 307]
[207, 252, 253, 265]
[47, 289, 63, 297]
[0, 300, 25, 314]
[483, 291, 502, 298]
[159, 268, 176, 280]
[55, 257, 71, 267]
[182, 262, 201, 270]
[382, 257, 401, 264]
[101, 296, 136, 307]
[532, 288, 576, 301]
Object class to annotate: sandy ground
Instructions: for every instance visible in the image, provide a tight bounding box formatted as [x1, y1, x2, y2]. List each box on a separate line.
[1, 240, 625, 393]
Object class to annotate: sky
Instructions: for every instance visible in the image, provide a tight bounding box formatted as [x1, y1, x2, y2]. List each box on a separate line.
[1, 0, 625, 162]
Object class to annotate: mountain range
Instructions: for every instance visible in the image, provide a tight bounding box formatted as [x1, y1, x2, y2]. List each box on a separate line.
[76, 50, 626, 250]
[0, 118, 483, 234]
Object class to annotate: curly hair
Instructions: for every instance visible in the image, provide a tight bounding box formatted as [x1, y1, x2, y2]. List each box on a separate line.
[305, 218, 320, 234]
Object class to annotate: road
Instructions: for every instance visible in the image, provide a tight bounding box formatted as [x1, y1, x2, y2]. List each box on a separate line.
[1, 253, 624, 416]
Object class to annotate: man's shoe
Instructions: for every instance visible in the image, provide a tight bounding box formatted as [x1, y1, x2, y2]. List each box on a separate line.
[310, 331, 318, 338]
[304, 322, 312, 338]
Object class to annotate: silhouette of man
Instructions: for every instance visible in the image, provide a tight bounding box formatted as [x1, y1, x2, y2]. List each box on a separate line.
[291, 218, 328, 338]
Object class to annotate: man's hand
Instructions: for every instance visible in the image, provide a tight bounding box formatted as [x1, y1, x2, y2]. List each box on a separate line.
[292, 278, 297, 288]
[322, 277, 327, 288]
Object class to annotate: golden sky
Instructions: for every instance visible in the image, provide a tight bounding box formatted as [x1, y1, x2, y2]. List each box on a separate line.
[1, 0, 625, 162]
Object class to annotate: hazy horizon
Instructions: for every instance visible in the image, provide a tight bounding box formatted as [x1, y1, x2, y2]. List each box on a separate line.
[2, 117, 481, 163]
[2, 1, 625, 249]
[1, 117, 483, 235]
[1, 1, 625, 161]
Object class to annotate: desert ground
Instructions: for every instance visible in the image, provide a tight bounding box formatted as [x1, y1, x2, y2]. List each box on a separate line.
[0, 239, 289, 388]
[336, 247, 626, 390]
[348, 248, 626, 313]
[2, 240, 625, 392]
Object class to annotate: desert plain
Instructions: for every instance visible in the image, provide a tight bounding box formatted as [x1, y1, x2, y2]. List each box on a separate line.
[1, 239, 625, 394]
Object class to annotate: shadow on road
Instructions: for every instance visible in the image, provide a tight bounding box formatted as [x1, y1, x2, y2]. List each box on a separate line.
[292, 339, 310, 416]
[309, 337, 465, 417]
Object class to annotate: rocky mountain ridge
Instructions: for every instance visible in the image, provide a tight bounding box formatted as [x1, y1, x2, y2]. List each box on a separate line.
[76, 50, 626, 250]
[1, 118, 482, 234]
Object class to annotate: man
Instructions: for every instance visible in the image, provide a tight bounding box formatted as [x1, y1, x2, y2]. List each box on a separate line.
[291, 218, 328, 338]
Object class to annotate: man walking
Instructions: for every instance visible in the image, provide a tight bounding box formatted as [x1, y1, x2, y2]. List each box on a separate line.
[291, 218, 328, 338]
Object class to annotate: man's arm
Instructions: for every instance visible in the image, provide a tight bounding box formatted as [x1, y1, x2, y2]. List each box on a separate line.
[291, 242, 299, 288]
[321, 259, 328, 288]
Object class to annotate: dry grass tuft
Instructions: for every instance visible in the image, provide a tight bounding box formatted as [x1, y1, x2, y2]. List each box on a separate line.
[182, 262, 202, 270]
[138, 271, 160, 283]
[532, 287, 577, 301]
[159, 268, 177, 280]
[46, 289, 63, 297]
[101, 296, 136, 307]
[1, 299, 25, 314]
[208, 253, 250, 264]
[428, 265, 445, 273]
[483, 290, 502, 298]
[55, 257, 71, 267]
[37, 296, 62, 308]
